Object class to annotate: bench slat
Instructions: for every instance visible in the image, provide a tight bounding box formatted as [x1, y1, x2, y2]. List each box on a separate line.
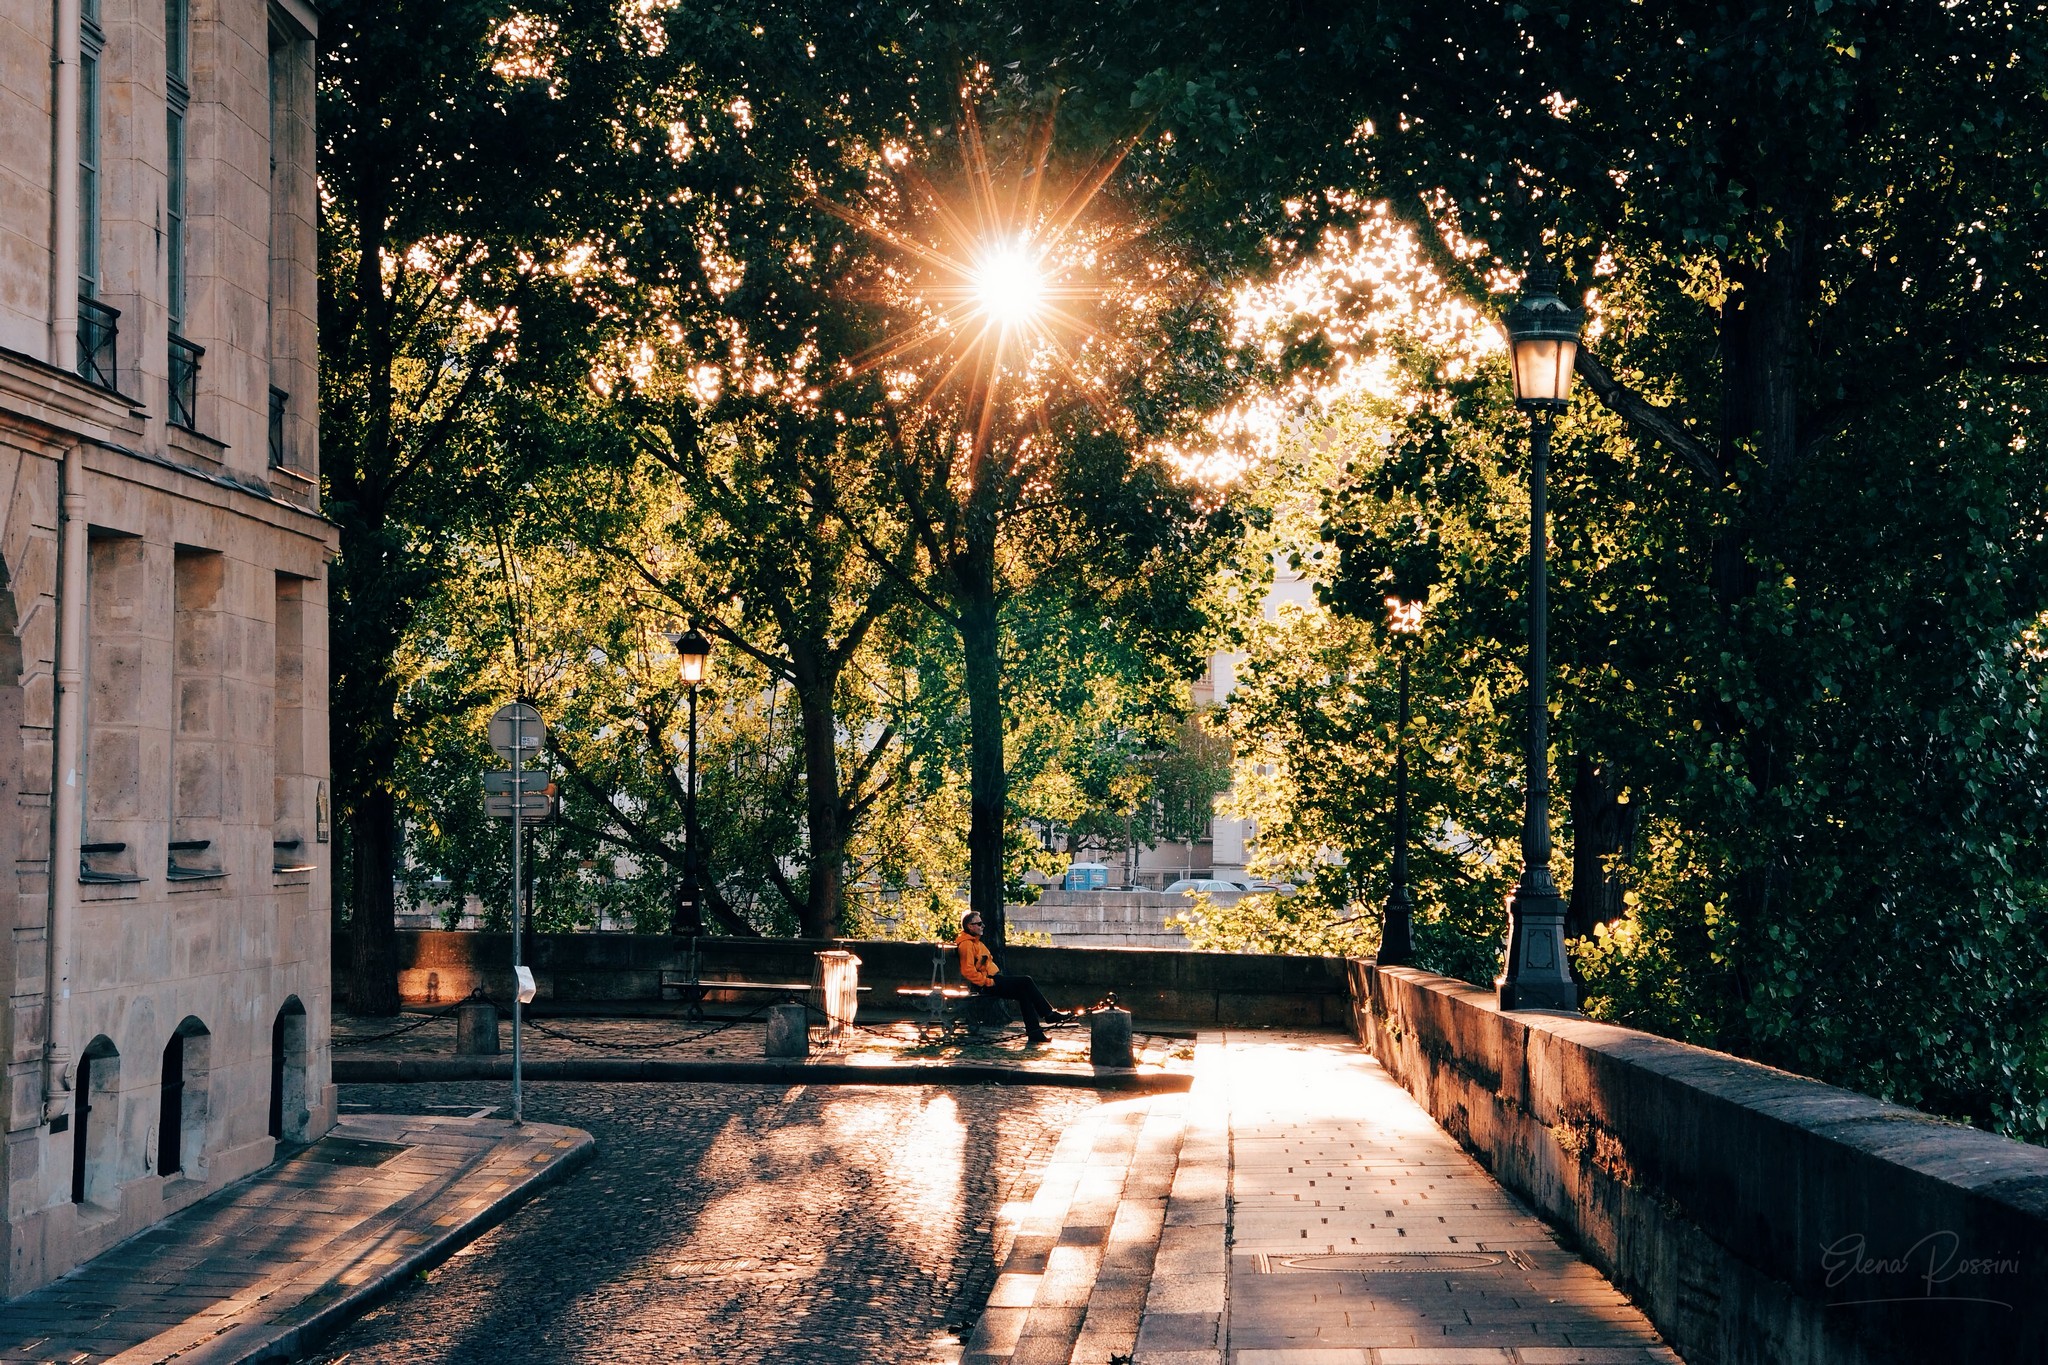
[659, 977, 868, 993]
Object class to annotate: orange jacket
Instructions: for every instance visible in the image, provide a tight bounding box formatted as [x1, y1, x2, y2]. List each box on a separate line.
[955, 932, 998, 987]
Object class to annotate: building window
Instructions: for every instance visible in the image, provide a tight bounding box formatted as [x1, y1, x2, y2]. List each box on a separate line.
[268, 19, 308, 454]
[77, 299, 119, 391]
[169, 335, 202, 429]
[268, 387, 288, 466]
[156, 1019, 211, 1178]
[76, 0, 110, 385]
[273, 573, 308, 870]
[166, 0, 189, 332]
[166, 0, 197, 422]
[83, 533, 148, 887]
[79, 0, 103, 303]
[70, 1037, 121, 1206]
[268, 999, 308, 1140]
[170, 549, 228, 882]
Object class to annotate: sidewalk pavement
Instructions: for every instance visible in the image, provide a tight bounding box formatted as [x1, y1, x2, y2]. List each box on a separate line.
[968, 1029, 1682, 1365]
[0, 1114, 591, 1365]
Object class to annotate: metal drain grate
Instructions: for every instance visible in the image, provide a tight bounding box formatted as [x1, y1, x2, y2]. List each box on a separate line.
[1260, 1252, 1505, 1273]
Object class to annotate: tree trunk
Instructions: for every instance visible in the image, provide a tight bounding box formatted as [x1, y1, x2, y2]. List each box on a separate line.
[795, 670, 844, 940]
[1709, 226, 1811, 1024]
[1566, 753, 1638, 938]
[348, 785, 400, 1017]
[960, 590, 1008, 951]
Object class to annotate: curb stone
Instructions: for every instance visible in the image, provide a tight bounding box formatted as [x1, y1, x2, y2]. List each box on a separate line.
[101, 1120, 596, 1365]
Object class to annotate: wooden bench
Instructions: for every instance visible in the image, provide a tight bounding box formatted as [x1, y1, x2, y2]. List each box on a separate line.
[657, 939, 869, 1023]
[896, 950, 1013, 1035]
[660, 973, 857, 1022]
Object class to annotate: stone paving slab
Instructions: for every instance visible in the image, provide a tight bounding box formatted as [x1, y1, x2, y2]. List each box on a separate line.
[1180, 1031, 1680, 1365]
[0, 1115, 592, 1365]
[963, 1090, 1185, 1365]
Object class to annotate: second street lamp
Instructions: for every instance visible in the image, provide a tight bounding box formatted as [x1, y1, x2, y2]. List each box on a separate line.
[1379, 593, 1424, 966]
[1496, 264, 1582, 1013]
[666, 625, 713, 937]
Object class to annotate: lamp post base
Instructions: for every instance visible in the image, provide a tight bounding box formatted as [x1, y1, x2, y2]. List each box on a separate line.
[1496, 885, 1578, 1012]
[1379, 887, 1413, 967]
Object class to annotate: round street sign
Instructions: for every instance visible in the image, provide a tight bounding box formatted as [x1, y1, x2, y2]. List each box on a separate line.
[488, 703, 546, 762]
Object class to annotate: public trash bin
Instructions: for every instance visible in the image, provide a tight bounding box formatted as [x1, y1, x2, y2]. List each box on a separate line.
[812, 950, 861, 1050]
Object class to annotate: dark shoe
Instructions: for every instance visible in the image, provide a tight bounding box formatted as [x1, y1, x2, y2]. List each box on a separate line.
[1025, 1031, 1050, 1046]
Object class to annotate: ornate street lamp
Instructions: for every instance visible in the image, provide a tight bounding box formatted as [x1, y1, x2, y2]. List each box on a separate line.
[1379, 593, 1425, 966]
[1496, 265, 1582, 1012]
[665, 625, 713, 936]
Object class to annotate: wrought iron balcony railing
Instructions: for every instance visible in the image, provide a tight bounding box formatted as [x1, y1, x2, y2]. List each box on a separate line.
[77, 297, 119, 391]
[168, 334, 203, 430]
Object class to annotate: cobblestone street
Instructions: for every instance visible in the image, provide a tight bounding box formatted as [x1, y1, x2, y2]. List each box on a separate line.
[307, 1081, 1102, 1365]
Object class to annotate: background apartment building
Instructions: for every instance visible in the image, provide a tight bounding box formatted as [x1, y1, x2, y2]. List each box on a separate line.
[0, 0, 332, 1293]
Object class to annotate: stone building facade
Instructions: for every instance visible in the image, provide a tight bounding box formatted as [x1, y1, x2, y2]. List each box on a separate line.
[0, 0, 333, 1294]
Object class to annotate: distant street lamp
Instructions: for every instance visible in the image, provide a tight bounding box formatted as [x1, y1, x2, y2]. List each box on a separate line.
[665, 625, 713, 936]
[1376, 593, 1425, 965]
[1496, 265, 1583, 1012]
[1379, 593, 1424, 966]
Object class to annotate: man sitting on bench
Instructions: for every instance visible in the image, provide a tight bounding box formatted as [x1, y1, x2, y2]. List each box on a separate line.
[955, 912, 1069, 1045]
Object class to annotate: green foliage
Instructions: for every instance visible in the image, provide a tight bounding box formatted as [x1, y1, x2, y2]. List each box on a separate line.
[1147, 379, 1513, 983]
[318, 0, 2048, 1145]
[1033, 0, 2048, 1143]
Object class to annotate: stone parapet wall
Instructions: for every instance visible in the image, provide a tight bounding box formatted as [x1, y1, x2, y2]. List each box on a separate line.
[1348, 961, 2048, 1365]
[1006, 888, 1225, 949]
[372, 931, 1351, 1029]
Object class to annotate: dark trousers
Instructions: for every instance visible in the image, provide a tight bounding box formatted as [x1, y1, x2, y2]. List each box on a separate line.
[983, 974, 1057, 1033]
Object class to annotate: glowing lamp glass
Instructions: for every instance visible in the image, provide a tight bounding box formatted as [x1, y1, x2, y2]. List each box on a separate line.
[1386, 596, 1425, 635]
[668, 626, 712, 685]
[1503, 267, 1584, 413]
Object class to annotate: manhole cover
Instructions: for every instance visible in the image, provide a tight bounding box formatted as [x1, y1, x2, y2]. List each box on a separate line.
[291, 1137, 408, 1168]
[1267, 1252, 1504, 1273]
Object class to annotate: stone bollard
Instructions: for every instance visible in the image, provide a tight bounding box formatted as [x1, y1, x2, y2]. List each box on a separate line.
[1090, 1006, 1134, 1069]
[455, 998, 500, 1055]
[764, 1002, 810, 1059]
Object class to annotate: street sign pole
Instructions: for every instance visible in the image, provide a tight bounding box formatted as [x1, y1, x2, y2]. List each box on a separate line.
[487, 702, 545, 1125]
[510, 709, 524, 1126]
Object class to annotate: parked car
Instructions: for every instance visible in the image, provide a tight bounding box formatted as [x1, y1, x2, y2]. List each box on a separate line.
[1161, 878, 1242, 895]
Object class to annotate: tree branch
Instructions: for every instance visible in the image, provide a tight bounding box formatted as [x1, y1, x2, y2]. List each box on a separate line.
[1573, 348, 1724, 483]
[1377, 191, 1724, 485]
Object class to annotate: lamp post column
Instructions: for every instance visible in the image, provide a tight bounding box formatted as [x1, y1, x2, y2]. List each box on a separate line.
[1381, 640, 1415, 965]
[682, 682, 701, 935]
[1497, 414, 1577, 1010]
[665, 625, 712, 937]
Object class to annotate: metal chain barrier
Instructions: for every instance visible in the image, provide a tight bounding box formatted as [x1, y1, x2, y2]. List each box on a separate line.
[494, 997, 783, 1052]
[331, 998, 470, 1049]
[336, 984, 1124, 1056]
[801, 999, 906, 1043]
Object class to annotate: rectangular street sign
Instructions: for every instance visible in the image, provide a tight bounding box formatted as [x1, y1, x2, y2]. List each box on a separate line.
[484, 792, 554, 820]
[483, 770, 551, 796]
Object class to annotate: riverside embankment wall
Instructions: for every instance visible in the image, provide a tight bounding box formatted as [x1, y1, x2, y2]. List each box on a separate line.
[363, 931, 1351, 1028]
[1348, 961, 2048, 1365]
